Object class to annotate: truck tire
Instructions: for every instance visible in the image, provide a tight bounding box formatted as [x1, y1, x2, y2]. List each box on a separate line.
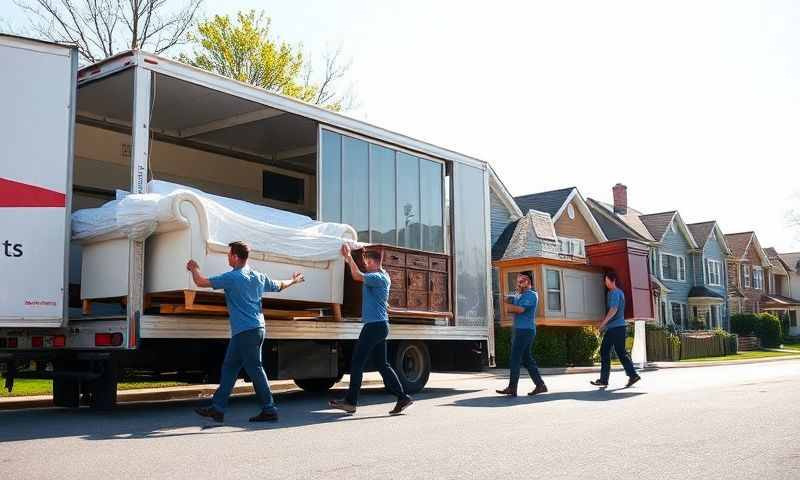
[393, 341, 430, 394]
[53, 376, 81, 408]
[294, 377, 338, 393]
[90, 360, 118, 411]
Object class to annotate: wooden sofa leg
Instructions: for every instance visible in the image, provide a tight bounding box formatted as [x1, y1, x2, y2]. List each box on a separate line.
[82, 300, 91, 316]
[184, 290, 196, 309]
[332, 304, 342, 322]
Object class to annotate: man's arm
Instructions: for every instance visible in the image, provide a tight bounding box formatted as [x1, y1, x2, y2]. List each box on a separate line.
[273, 272, 305, 292]
[186, 260, 212, 288]
[341, 244, 365, 283]
[506, 304, 525, 314]
[597, 307, 617, 332]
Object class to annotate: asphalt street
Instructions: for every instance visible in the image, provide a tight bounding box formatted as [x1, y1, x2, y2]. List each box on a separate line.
[1, 360, 798, 480]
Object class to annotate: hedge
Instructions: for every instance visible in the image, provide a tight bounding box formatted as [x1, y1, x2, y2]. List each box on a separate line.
[755, 313, 782, 348]
[494, 326, 599, 368]
[731, 313, 758, 336]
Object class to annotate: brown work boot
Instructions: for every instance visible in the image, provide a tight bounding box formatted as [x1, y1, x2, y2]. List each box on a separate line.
[495, 386, 517, 397]
[389, 396, 414, 415]
[195, 406, 224, 423]
[329, 399, 356, 414]
[528, 384, 548, 396]
[249, 409, 279, 422]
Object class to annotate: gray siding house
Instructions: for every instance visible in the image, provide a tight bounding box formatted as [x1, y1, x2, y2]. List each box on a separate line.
[687, 221, 732, 330]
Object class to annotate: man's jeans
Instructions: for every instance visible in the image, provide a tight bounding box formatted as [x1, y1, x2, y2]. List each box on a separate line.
[212, 327, 276, 413]
[509, 328, 545, 389]
[345, 321, 410, 406]
[599, 325, 638, 383]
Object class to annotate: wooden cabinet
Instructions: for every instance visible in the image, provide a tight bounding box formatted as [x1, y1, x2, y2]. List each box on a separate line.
[343, 244, 452, 320]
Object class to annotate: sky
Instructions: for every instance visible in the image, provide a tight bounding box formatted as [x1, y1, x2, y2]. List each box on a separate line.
[3, 0, 799, 251]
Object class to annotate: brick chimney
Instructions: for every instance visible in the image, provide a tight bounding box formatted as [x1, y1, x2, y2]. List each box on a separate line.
[612, 183, 627, 214]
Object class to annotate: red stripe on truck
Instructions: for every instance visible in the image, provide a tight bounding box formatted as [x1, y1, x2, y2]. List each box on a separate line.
[0, 177, 66, 207]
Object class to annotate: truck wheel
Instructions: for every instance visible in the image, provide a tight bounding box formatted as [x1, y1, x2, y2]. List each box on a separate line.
[53, 376, 81, 408]
[90, 361, 118, 411]
[393, 341, 430, 394]
[294, 378, 338, 393]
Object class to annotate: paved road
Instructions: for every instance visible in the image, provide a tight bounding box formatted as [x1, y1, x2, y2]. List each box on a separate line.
[1, 360, 799, 480]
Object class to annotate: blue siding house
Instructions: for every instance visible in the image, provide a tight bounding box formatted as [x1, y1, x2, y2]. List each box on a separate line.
[687, 222, 733, 330]
[639, 211, 699, 329]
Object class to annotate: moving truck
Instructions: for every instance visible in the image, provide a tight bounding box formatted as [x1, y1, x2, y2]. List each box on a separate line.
[0, 35, 495, 409]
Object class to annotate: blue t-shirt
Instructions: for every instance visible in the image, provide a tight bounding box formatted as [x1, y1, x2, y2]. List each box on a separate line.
[606, 288, 626, 330]
[209, 265, 280, 336]
[362, 270, 390, 323]
[512, 289, 538, 331]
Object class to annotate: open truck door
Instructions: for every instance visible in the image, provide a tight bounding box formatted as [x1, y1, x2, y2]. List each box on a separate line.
[0, 35, 77, 329]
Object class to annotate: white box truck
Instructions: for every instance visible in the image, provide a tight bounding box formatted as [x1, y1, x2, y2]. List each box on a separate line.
[0, 34, 496, 410]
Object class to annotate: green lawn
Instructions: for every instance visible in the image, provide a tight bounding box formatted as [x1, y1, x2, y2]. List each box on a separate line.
[781, 340, 800, 351]
[0, 377, 187, 398]
[679, 350, 798, 363]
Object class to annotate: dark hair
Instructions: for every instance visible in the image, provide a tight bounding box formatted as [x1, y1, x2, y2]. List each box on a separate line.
[229, 241, 250, 261]
[604, 271, 619, 286]
[363, 250, 382, 263]
[518, 271, 533, 284]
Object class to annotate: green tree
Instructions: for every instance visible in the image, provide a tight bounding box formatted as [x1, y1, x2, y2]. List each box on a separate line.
[180, 10, 353, 111]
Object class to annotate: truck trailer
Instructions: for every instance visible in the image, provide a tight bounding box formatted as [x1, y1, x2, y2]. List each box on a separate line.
[0, 35, 496, 409]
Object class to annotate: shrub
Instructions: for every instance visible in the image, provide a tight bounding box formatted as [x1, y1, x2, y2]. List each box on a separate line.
[566, 327, 600, 366]
[730, 313, 758, 335]
[755, 313, 782, 348]
[779, 314, 791, 342]
[493, 325, 599, 368]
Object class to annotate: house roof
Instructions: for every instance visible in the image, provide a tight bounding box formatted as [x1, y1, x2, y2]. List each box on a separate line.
[639, 211, 678, 242]
[779, 252, 800, 272]
[688, 286, 724, 299]
[764, 247, 779, 258]
[514, 187, 575, 217]
[586, 198, 656, 243]
[500, 210, 559, 261]
[492, 220, 519, 261]
[724, 231, 771, 266]
[687, 222, 715, 247]
[724, 232, 754, 259]
[762, 294, 800, 307]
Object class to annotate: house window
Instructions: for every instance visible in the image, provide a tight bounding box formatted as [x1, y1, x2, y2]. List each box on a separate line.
[661, 253, 686, 282]
[650, 250, 658, 275]
[546, 269, 563, 312]
[558, 237, 585, 258]
[742, 264, 751, 288]
[671, 301, 687, 328]
[753, 267, 764, 290]
[567, 204, 575, 219]
[706, 259, 722, 286]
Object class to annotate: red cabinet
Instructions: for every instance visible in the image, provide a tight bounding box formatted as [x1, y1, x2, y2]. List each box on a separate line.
[586, 239, 654, 321]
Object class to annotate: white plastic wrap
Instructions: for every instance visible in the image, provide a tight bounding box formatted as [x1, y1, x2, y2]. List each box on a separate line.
[72, 183, 358, 262]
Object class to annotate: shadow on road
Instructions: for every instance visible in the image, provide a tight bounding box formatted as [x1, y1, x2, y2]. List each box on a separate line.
[444, 387, 645, 408]
[0, 386, 480, 443]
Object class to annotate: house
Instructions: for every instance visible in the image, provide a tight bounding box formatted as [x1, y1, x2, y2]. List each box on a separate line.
[514, 187, 608, 258]
[723, 232, 772, 315]
[586, 184, 702, 329]
[686, 221, 733, 330]
[778, 252, 800, 336]
[488, 168, 524, 321]
[762, 248, 800, 336]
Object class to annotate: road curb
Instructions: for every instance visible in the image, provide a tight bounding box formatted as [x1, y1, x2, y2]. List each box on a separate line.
[0, 379, 383, 411]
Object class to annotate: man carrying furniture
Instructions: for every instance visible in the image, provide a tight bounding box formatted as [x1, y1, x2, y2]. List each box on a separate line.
[187, 240, 304, 422]
[329, 244, 414, 415]
[591, 271, 641, 388]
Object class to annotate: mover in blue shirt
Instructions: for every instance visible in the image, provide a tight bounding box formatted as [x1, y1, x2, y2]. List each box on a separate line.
[496, 271, 548, 397]
[188, 241, 304, 423]
[329, 244, 413, 415]
[591, 271, 641, 388]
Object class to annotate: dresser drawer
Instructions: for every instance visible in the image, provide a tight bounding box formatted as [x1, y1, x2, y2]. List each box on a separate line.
[383, 250, 406, 267]
[407, 291, 429, 310]
[430, 292, 448, 312]
[389, 290, 406, 308]
[406, 253, 429, 270]
[407, 270, 428, 291]
[430, 272, 447, 293]
[385, 267, 406, 288]
[429, 256, 448, 272]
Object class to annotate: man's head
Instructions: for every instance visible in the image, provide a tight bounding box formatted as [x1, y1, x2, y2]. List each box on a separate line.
[517, 271, 533, 292]
[604, 271, 619, 290]
[228, 241, 250, 268]
[362, 249, 382, 272]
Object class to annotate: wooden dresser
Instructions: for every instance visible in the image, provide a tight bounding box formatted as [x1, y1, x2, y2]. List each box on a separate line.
[343, 244, 453, 321]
